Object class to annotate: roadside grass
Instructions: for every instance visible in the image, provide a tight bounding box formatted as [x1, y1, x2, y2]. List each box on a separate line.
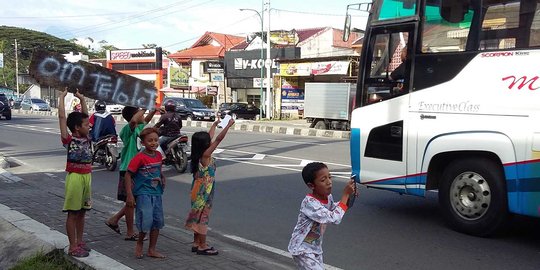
[11, 250, 79, 270]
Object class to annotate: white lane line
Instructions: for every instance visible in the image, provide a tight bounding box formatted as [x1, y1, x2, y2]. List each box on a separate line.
[220, 149, 350, 168]
[266, 139, 326, 145]
[222, 234, 343, 270]
[213, 157, 352, 180]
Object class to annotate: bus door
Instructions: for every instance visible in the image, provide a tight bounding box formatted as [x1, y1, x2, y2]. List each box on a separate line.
[360, 23, 415, 193]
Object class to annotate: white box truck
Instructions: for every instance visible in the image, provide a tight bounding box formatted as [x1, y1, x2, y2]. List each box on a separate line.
[304, 82, 355, 130]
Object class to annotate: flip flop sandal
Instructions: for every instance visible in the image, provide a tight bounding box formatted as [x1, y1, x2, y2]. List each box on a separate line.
[105, 222, 121, 235]
[68, 247, 90, 258]
[197, 247, 218, 256]
[136, 254, 144, 259]
[191, 246, 198, 252]
[125, 234, 139, 241]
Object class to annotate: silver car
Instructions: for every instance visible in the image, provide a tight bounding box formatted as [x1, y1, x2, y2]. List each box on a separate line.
[21, 98, 51, 111]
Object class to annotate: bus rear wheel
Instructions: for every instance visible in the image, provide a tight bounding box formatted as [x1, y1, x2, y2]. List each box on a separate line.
[439, 157, 508, 237]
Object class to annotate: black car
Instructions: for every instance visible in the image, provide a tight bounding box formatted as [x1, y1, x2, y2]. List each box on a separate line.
[162, 97, 215, 121]
[218, 102, 261, 120]
[0, 94, 12, 120]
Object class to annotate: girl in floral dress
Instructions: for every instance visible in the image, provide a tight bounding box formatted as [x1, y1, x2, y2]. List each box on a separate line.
[185, 118, 234, 255]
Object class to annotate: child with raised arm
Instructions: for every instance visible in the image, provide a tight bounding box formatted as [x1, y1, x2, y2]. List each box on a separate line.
[106, 106, 156, 241]
[288, 162, 356, 270]
[185, 118, 235, 255]
[125, 127, 166, 259]
[58, 88, 92, 257]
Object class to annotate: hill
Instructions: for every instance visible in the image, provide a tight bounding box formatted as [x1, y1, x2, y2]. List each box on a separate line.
[0, 25, 95, 89]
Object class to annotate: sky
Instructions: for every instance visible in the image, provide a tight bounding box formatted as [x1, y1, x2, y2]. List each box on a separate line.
[0, 0, 368, 53]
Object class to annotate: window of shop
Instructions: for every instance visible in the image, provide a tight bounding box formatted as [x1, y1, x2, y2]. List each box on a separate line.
[247, 95, 260, 107]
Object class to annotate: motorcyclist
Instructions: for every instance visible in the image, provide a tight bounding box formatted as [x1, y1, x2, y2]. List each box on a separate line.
[89, 101, 117, 142]
[154, 100, 182, 151]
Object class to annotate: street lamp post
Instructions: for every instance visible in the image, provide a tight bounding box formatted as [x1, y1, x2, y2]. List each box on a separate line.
[264, 0, 271, 119]
[239, 8, 264, 119]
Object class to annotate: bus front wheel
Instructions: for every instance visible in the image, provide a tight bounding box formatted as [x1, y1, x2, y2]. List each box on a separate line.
[439, 157, 508, 237]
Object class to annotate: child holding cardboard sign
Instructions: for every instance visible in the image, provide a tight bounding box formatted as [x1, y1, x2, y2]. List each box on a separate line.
[58, 88, 93, 257]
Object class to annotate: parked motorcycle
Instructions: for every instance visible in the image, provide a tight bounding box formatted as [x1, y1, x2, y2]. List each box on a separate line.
[92, 134, 119, 171]
[160, 133, 189, 173]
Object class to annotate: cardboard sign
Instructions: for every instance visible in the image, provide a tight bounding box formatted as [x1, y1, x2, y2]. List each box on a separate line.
[29, 50, 157, 110]
[218, 115, 232, 128]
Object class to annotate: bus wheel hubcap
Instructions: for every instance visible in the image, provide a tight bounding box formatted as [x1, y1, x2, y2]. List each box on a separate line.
[450, 172, 491, 220]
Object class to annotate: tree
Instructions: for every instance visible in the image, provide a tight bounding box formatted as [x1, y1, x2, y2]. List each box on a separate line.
[0, 26, 94, 89]
[142, 43, 157, 49]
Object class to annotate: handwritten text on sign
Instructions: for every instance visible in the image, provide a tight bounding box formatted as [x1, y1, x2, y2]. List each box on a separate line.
[29, 50, 157, 110]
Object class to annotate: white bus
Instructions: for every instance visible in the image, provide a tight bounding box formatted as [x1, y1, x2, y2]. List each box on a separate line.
[348, 0, 540, 236]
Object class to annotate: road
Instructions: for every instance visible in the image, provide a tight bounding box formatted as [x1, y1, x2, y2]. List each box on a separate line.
[2, 114, 540, 270]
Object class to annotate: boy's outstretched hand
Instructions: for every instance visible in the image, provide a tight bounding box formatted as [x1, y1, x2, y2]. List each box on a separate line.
[343, 180, 356, 196]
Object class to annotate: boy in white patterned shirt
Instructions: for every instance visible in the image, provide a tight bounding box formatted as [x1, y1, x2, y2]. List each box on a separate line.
[288, 162, 356, 270]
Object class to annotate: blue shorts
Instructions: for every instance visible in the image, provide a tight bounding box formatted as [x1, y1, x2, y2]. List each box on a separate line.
[135, 194, 164, 233]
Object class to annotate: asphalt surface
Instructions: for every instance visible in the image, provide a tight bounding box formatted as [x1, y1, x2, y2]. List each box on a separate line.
[2, 114, 540, 270]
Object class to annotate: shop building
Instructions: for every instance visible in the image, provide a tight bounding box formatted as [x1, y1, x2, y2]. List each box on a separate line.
[224, 48, 301, 109]
[167, 32, 244, 106]
[106, 48, 165, 105]
[226, 27, 361, 118]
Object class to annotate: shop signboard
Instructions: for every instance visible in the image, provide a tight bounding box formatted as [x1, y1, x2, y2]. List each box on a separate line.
[204, 62, 224, 73]
[279, 61, 350, 76]
[211, 73, 224, 82]
[109, 48, 158, 61]
[281, 89, 304, 100]
[269, 30, 299, 46]
[225, 47, 301, 78]
[29, 50, 157, 110]
[170, 67, 190, 87]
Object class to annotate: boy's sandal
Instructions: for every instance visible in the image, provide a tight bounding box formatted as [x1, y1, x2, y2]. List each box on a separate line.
[124, 234, 139, 241]
[197, 247, 218, 255]
[78, 242, 91, 252]
[191, 246, 198, 252]
[68, 247, 90, 258]
[105, 222, 121, 235]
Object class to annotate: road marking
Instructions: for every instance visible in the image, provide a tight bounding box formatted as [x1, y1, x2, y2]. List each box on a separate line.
[266, 139, 326, 145]
[222, 234, 343, 270]
[220, 149, 350, 168]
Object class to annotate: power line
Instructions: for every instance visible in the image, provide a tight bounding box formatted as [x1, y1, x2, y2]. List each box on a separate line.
[53, 0, 198, 38]
[1, 12, 134, 19]
[271, 8, 367, 17]
[73, 0, 216, 39]
[162, 14, 256, 49]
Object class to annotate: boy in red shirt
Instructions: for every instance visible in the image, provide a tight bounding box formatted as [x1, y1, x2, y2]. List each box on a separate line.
[58, 88, 92, 257]
[125, 127, 166, 259]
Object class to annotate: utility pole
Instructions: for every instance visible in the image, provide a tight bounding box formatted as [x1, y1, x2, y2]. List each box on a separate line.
[264, 0, 271, 119]
[14, 39, 19, 97]
[239, 7, 264, 119]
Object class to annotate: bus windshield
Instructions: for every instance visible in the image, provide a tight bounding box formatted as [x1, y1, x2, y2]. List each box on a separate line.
[375, 0, 416, 21]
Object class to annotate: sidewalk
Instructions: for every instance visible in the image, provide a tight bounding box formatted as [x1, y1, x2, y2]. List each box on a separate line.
[13, 109, 351, 139]
[0, 156, 296, 270]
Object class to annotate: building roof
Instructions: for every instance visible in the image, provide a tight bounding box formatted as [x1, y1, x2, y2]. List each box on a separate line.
[190, 32, 244, 50]
[169, 32, 244, 62]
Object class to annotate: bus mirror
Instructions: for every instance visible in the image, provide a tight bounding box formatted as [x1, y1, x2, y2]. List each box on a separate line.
[440, 0, 470, 23]
[343, 14, 352, 42]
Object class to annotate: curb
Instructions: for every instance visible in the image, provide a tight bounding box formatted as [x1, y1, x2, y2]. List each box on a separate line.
[0, 203, 132, 270]
[0, 155, 22, 183]
[12, 109, 351, 139]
